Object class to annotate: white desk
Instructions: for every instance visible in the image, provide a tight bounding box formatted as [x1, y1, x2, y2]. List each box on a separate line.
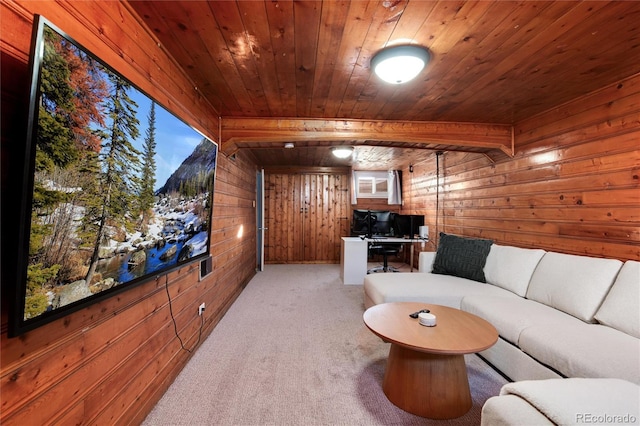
[340, 236, 427, 285]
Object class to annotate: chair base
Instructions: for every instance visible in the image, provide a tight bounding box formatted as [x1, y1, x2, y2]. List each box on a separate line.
[367, 244, 402, 274]
[367, 264, 400, 274]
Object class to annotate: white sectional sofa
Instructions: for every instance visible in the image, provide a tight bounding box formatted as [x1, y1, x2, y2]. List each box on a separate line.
[363, 234, 640, 424]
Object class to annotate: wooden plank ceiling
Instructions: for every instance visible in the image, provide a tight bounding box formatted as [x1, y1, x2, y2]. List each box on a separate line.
[129, 1, 640, 169]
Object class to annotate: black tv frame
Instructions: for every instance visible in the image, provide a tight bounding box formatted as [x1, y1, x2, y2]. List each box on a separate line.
[9, 15, 218, 337]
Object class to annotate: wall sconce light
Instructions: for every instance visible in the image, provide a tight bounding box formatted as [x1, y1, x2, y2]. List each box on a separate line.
[331, 146, 353, 159]
[371, 45, 430, 84]
[284, 142, 295, 149]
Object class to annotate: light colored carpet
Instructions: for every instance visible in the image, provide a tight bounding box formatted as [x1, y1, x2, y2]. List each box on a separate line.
[143, 264, 507, 425]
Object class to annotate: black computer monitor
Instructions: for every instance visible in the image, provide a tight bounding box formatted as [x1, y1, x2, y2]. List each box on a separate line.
[351, 210, 394, 237]
[351, 209, 369, 236]
[393, 214, 425, 237]
[370, 211, 393, 236]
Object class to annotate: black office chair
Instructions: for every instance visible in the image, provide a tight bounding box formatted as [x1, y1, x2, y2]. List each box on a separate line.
[367, 243, 402, 273]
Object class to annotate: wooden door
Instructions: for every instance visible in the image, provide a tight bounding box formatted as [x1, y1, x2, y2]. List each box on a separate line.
[264, 172, 350, 263]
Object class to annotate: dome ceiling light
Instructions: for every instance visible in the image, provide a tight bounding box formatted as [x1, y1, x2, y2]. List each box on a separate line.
[331, 146, 354, 159]
[370, 45, 430, 84]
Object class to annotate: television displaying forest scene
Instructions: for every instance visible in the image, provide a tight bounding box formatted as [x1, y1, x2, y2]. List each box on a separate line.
[10, 16, 218, 336]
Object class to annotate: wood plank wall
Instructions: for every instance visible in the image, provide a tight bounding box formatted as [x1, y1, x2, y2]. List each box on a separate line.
[1, 1, 258, 424]
[403, 73, 640, 263]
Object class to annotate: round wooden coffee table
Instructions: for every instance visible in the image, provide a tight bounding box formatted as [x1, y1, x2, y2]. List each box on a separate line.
[363, 302, 498, 419]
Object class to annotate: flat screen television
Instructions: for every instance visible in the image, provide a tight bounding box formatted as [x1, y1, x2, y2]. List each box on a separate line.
[10, 15, 218, 337]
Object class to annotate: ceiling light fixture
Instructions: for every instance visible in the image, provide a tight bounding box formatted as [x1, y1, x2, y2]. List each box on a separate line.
[331, 146, 353, 159]
[284, 142, 295, 149]
[371, 45, 430, 84]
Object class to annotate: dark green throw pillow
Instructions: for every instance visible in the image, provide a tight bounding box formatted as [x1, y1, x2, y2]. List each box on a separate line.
[432, 233, 493, 282]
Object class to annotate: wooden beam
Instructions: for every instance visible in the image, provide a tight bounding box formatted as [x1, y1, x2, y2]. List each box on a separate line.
[220, 117, 513, 157]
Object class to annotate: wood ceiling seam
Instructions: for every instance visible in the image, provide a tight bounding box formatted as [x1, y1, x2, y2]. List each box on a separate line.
[293, 0, 322, 117]
[265, 0, 297, 116]
[236, 0, 282, 116]
[206, 1, 262, 116]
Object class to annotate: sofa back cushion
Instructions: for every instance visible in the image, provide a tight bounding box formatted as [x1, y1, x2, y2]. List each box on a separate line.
[595, 260, 640, 338]
[432, 233, 493, 283]
[526, 252, 623, 323]
[483, 244, 546, 297]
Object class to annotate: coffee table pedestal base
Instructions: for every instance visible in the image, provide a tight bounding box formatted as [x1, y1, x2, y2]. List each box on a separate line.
[382, 344, 472, 419]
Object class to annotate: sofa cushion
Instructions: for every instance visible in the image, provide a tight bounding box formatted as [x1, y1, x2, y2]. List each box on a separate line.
[461, 295, 582, 346]
[595, 260, 640, 339]
[481, 394, 554, 426]
[518, 322, 640, 384]
[432, 233, 493, 283]
[483, 244, 546, 297]
[363, 272, 511, 309]
[489, 378, 640, 426]
[526, 252, 623, 322]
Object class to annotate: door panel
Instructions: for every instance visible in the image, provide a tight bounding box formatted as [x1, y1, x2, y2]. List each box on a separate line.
[265, 172, 349, 263]
[265, 173, 300, 262]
